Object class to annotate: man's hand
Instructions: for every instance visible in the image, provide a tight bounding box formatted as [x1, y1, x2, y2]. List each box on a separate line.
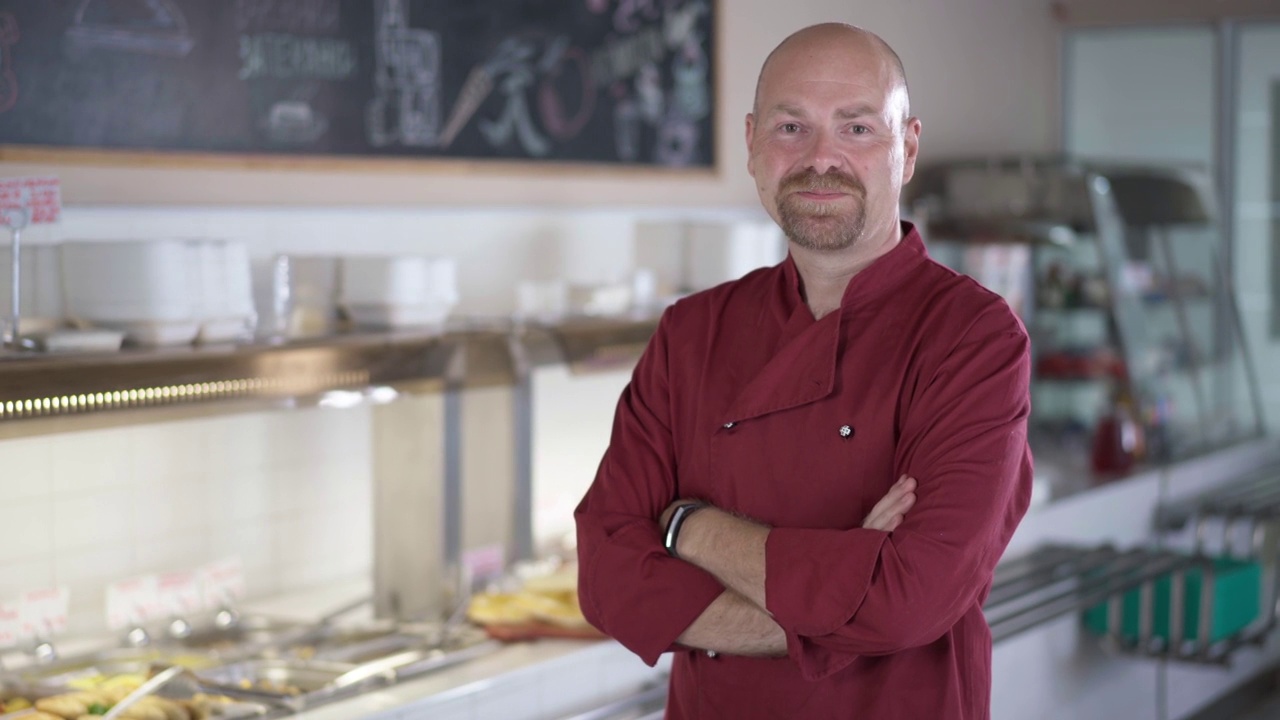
[862, 475, 916, 532]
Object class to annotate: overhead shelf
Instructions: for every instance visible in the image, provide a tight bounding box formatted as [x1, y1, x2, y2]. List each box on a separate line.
[0, 315, 661, 430]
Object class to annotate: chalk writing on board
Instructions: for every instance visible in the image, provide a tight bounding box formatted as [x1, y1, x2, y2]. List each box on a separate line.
[0, 12, 18, 114]
[236, 0, 340, 34]
[366, 0, 442, 148]
[238, 33, 357, 81]
[65, 0, 195, 57]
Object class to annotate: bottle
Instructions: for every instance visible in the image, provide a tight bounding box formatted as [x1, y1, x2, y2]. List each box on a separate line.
[1090, 381, 1146, 477]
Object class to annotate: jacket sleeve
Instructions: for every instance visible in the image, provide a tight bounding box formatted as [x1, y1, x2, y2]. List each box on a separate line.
[575, 306, 725, 666]
[763, 304, 1035, 680]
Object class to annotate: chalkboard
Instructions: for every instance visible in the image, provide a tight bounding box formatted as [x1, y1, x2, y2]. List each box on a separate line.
[0, 0, 716, 169]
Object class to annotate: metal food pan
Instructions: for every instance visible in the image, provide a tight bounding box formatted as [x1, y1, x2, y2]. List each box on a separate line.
[174, 616, 312, 656]
[296, 630, 427, 664]
[13, 648, 210, 694]
[196, 659, 356, 697]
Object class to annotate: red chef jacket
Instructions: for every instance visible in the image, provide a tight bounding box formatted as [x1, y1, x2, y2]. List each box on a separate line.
[575, 222, 1033, 719]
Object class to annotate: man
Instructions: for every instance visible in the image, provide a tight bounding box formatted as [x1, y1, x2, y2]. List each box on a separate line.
[575, 22, 1032, 719]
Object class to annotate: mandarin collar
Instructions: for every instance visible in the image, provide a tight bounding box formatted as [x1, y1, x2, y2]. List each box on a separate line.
[780, 221, 929, 313]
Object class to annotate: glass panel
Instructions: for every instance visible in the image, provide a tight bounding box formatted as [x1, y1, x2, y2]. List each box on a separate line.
[1065, 27, 1215, 167]
[1233, 23, 1280, 436]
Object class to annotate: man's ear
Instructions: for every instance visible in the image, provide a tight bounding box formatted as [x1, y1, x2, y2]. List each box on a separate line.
[745, 113, 757, 178]
[901, 116, 922, 184]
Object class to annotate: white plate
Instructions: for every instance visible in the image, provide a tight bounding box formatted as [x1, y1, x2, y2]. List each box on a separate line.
[28, 328, 126, 353]
[199, 316, 255, 344]
[95, 320, 202, 347]
[344, 303, 452, 329]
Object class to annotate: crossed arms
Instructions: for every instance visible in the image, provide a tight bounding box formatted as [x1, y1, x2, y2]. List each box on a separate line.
[661, 477, 917, 657]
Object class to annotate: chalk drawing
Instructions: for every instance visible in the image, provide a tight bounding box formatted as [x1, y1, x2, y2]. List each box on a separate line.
[65, 0, 195, 57]
[262, 99, 328, 145]
[477, 37, 550, 156]
[537, 42, 595, 142]
[365, 0, 442, 148]
[655, 107, 697, 166]
[671, 37, 708, 121]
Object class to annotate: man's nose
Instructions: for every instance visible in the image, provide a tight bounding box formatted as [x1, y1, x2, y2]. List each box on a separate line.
[803, 129, 846, 175]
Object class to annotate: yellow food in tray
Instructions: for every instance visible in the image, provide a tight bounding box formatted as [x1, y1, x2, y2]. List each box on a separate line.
[29, 688, 192, 720]
[467, 585, 589, 629]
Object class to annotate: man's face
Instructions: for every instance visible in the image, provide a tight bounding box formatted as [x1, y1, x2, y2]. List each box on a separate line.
[746, 39, 919, 252]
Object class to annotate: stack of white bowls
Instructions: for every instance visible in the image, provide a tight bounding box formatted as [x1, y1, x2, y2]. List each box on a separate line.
[60, 239, 256, 347]
[339, 255, 457, 329]
[195, 240, 257, 343]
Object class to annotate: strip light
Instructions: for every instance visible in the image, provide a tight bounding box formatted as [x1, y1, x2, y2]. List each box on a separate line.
[0, 371, 370, 420]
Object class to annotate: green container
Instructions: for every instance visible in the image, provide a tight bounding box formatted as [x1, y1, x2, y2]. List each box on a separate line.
[1082, 557, 1262, 643]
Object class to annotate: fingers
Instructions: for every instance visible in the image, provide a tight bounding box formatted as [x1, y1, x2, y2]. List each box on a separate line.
[861, 475, 917, 532]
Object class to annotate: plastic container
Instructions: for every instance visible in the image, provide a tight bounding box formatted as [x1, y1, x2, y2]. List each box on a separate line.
[1082, 557, 1261, 643]
[340, 255, 457, 329]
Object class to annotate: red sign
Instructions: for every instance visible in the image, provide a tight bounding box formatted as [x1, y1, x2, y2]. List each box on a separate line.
[0, 175, 60, 226]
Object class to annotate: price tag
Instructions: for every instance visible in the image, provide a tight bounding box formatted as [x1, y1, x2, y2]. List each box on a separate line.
[199, 557, 246, 607]
[106, 575, 160, 630]
[0, 602, 21, 648]
[19, 587, 69, 638]
[157, 571, 203, 617]
[0, 176, 61, 227]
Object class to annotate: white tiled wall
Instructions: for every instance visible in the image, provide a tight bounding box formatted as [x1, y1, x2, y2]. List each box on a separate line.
[0, 406, 374, 639]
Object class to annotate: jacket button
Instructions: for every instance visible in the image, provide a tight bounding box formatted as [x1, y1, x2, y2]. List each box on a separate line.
[707, 650, 718, 658]
[839, 425, 853, 438]
[723, 422, 735, 429]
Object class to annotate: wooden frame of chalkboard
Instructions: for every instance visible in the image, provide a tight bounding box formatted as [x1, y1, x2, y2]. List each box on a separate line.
[0, 0, 721, 175]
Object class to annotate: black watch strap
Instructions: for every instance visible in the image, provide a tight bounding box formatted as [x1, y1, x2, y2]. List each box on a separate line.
[664, 502, 706, 558]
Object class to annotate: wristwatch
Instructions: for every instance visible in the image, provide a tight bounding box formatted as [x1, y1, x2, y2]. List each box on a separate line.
[664, 502, 707, 558]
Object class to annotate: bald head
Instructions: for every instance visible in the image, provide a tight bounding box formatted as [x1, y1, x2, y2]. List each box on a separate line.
[753, 23, 910, 121]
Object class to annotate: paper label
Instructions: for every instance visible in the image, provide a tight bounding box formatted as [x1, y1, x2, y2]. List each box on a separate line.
[157, 571, 203, 616]
[199, 557, 246, 607]
[19, 586, 69, 638]
[0, 602, 21, 647]
[106, 576, 160, 630]
[0, 176, 61, 227]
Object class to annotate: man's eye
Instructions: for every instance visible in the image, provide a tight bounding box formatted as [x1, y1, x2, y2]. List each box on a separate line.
[780, 123, 801, 133]
[851, 125, 870, 135]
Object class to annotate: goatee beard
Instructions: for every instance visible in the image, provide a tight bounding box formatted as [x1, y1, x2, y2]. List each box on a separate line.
[777, 169, 867, 251]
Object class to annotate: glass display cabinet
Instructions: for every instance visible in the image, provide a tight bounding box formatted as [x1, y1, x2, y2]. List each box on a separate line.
[906, 157, 1265, 493]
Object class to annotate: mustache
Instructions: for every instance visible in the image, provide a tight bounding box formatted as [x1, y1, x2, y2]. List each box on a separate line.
[780, 169, 865, 196]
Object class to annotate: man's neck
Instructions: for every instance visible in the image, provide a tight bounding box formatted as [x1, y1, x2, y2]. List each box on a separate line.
[791, 220, 903, 320]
